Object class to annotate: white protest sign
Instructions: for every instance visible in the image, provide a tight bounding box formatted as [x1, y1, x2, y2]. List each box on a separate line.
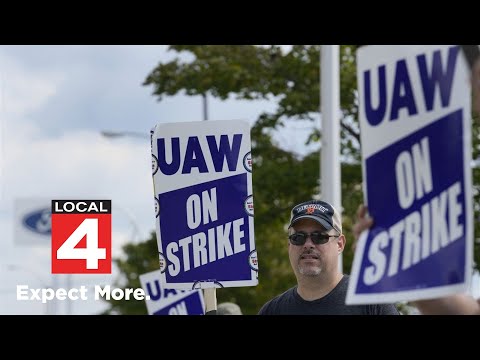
[151, 120, 258, 289]
[139, 269, 205, 315]
[347, 45, 473, 304]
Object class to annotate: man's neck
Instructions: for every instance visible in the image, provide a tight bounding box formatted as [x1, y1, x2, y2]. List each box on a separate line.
[296, 272, 344, 301]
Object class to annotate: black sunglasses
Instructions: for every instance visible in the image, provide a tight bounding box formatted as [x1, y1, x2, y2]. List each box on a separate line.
[288, 231, 340, 246]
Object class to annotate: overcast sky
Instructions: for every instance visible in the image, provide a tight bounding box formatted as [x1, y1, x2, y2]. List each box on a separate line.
[0, 45, 318, 314]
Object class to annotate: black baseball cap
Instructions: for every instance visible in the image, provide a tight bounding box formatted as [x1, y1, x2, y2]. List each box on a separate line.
[288, 200, 342, 233]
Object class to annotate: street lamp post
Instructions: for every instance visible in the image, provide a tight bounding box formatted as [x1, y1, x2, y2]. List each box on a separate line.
[202, 93, 209, 121]
[100, 130, 149, 139]
[100, 129, 146, 244]
[113, 203, 141, 244]
[320, 45, 342, 273]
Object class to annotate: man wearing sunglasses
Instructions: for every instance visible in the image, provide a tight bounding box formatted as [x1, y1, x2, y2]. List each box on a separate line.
[258, 200, 399, 315]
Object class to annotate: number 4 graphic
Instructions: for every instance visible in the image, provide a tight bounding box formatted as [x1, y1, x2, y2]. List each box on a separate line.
[57, 219, 106, 269]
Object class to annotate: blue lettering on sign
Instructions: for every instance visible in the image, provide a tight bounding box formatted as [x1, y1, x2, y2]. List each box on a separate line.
[182, 137, 208, 174]
[153, 293, 205, 315]
[417, 47, 458, 111]
[145, 279, 185, 301]
[157, 134, 243, 175]
[23, 208, 51, 235]
[364, 46, 459, 126]
[390, 59, 418, 121]
[168, 301, 188, 315]
[157, 137, 180, 175]
[159, 173, 251, 283]
[357, 109, 465, 292]
[206, 135, 242, 172]
[364, 65, 387, 126]
[145, 278, 204, 315]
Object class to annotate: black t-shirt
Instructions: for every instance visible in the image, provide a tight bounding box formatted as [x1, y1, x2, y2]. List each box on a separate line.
[258, 275, 399, 315]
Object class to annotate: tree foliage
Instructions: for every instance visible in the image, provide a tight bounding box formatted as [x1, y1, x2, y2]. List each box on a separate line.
[103, 45, 480, 315]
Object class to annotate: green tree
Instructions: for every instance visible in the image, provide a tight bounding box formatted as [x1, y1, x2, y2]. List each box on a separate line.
[102, 232, 159, 315]
[103, 45, 480, 315]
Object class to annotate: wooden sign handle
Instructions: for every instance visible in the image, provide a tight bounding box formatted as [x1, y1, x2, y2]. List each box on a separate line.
[204, 287, 217, 315]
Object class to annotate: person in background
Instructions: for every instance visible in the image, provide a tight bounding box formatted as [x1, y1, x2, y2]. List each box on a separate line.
[217, 302, 242, 315]
[353, 204, 480, 315]
[258, 200, 399, 315]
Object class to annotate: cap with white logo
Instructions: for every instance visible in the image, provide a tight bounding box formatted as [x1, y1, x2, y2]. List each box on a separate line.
[288, 200, 342, 233]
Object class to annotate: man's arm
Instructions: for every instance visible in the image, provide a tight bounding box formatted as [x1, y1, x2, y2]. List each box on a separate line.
[351, 204, 373, 252]
[413, 296, 480, 315]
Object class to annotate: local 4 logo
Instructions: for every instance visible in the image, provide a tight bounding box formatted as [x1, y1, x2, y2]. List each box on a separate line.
[51, 200, 112, 274]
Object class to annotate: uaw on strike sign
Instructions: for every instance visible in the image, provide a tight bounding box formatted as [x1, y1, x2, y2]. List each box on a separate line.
[347, 45, 473, 304]
[151, 120, 258, 289]
[140, 269, 205, 315]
